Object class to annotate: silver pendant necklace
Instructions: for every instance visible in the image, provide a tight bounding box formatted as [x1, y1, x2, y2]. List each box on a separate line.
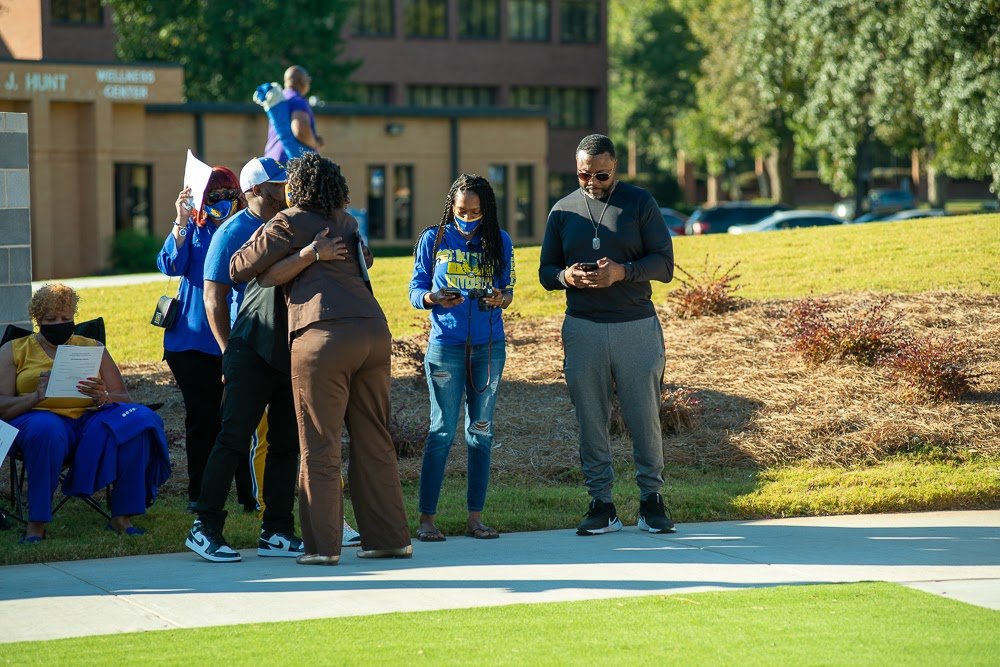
[581, 182, 617, 251]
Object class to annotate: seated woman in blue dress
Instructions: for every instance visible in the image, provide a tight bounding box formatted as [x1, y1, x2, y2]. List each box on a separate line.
[0, 283, 171, 543]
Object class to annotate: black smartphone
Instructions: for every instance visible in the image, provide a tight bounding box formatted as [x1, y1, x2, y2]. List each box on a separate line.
[440, 287, 462, 298]
[578, 262, 599, 272]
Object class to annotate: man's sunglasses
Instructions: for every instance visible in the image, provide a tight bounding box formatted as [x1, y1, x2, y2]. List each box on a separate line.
[577, 171, 612, 182]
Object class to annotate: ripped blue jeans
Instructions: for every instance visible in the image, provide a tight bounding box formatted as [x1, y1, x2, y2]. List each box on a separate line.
[419, 340, 506, 515]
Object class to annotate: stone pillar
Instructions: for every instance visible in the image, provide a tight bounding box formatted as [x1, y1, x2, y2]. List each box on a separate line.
[0, 112, 32, 329]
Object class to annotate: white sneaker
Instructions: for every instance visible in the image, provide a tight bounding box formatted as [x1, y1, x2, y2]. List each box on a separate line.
[343, 521, 361, 547]
[257, 530, 305, 557]
[185, 521, 241, 562]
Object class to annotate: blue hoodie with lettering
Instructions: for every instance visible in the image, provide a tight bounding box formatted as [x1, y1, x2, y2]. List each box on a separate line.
[408, 224, 516, 346]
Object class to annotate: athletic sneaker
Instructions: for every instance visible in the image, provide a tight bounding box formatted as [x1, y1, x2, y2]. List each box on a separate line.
[343, 521, 361, 548]
[257, 530, 305, 557]
[576, 498, 624, 536]
[185, 520, 241, 562]
[638, 493, 676, 533]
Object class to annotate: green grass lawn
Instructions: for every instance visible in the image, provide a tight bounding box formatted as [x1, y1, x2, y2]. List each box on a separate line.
[5, 583, 998, 665]
[77, 214, 1000, 364]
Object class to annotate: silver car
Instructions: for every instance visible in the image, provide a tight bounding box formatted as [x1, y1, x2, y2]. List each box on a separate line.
[728, 210, 844, 234]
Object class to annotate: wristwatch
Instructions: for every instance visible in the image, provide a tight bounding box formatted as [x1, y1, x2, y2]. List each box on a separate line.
[173, 220, 188, 237]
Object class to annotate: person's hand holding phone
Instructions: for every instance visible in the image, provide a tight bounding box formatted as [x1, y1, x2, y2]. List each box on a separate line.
[569, 259, 625, 289]
[428, 287, 465, 308]
[564, 261, 599, 288]
[175, 186, 194, 222]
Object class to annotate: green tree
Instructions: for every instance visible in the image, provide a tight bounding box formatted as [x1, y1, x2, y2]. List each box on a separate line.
[780, 0, 999, 205]
[904, 0, 1000, 196]
[608, 0, 703, 173]
[107, 0, 358, 103]
[675, 0, 783, 203]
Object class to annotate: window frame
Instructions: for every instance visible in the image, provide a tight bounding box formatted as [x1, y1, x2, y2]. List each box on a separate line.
[405, 0, 449, 39]
[508, 0, 551, 42]
[458, 0, 500, 40]
[352, 0, 396, 37]
[559, 0, 600, 44]
[113, 163, 154, 235]
[50, 0, 104, 26]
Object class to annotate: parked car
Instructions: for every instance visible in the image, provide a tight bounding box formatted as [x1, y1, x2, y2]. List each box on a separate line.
[833, 189, 917, 221]
[728, 210, 844, 234]
[848, 211, 894, 224]
[660, 207, 688, 236]
[881, 208, 948, 221]
[685, 202, 791, 235]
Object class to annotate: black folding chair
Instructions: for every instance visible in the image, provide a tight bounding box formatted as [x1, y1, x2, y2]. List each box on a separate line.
[0, 319, 113, 526]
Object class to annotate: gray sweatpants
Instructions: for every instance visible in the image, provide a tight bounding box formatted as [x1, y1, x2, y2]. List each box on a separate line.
[562, 314, 665, 502]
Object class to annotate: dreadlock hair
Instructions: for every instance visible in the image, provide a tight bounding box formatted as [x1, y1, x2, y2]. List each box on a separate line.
[196, 166, 243, 227]
[285, 152, 350, 218]
[418, 174, 506, 285]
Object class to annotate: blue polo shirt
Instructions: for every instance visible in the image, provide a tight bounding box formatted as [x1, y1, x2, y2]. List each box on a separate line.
[203, 208, 264, 325]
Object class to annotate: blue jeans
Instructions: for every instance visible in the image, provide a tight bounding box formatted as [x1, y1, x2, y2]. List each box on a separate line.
[419, 340, 506, 515]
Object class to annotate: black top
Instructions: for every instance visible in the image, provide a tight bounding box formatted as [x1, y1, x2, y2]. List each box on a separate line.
[538, 181, 674, 323]
[229, 278, 290, 373]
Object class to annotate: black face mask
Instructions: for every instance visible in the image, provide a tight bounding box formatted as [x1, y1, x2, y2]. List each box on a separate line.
[39, 321, 75, 346]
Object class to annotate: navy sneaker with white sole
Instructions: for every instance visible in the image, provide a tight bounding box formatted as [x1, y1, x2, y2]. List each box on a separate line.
[258, 530, 305, 557]
[185, 521, 242, 562]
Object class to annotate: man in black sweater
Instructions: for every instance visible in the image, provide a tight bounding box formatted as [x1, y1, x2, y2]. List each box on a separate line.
[539, 134, 676, 536]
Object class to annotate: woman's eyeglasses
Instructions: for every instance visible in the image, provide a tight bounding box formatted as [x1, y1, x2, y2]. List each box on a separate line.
[577, 171, 612, 183]
[205, 189, 240, 204]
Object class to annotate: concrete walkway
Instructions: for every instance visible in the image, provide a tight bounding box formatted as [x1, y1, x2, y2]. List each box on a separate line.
[32, 273, 164, 291]
[1, 509, 998, 643]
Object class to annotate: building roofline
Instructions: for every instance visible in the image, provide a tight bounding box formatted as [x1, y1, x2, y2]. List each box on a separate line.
[0, 57, 183, 68]
[146, 101, 549, 119]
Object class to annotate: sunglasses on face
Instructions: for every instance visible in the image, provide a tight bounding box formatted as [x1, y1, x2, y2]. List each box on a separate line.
[577, 171, 613, 183]
[205, 189, 240, 204]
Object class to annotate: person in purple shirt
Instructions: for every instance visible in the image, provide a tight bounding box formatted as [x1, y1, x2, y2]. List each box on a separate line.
[158, 166, 254, 513]
[264, 66, 324, 162]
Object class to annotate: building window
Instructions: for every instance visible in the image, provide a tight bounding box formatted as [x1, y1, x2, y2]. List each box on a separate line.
[459, 0, 499, 39]
[51, 0, 103, 25]
[510, 87, 595, 128]
[560, 0, 600, 43]
[488, 164, 508, 230]
[353, 0, 394, 36]
[515, 165, 534, 238]
[394, 165, 414, 239]
[367, 166, 387, 239]
[114, 164, 153, 234]
[509, 0, 550, 41]
[407, 85, 496, 107]
[355, 84, 392, 105]
[405, 0, 448, 38]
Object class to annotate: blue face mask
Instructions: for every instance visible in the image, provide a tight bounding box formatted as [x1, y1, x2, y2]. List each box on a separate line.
[205, 198, 235, 221]
[454, 214, 482, 234]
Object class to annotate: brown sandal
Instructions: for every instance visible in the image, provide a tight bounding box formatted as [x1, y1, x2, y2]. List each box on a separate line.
[464, 524, 500, 539]
[417, 528, 447, 542]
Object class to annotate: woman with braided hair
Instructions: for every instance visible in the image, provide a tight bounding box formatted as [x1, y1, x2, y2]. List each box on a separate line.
[408, 173, 516, 542]
[232, 152, 411, 564]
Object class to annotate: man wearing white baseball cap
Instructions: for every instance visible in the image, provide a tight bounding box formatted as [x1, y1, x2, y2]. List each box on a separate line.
[204, 157, 288, 353]
[187, 156, 358, 562]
